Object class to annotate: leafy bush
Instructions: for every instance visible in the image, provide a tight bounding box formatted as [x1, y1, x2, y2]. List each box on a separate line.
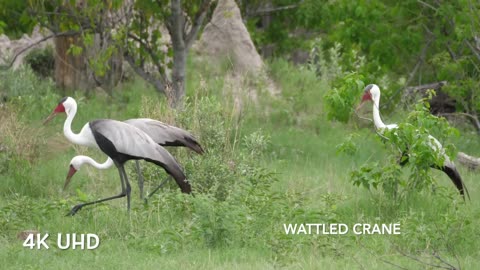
[324, 73, 365, 123]
[307, 38, 366, 82]
[24, 47, 55, 78]
[0, 66, 55, 98]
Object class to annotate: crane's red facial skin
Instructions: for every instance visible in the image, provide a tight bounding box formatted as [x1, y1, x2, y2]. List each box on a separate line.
[43, 104, 66, 125]
[361, 91, 372, 102]
[54, 103, 66, 113]
[63, 165, 77, 190]
[356, 91, 372, 111]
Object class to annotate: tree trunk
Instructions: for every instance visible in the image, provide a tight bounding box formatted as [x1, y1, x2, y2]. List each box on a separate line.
[170, 48, 187, 108]
[54, 35, 92, 92]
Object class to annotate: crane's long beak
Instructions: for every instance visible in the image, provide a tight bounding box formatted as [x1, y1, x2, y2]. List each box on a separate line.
[43, 111, 58, 125]
[355, 92, 372, 112]
[355, 100, 367, 112]
[63, 165, 77, 190]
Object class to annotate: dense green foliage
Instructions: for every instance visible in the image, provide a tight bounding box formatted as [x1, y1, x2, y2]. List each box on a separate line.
[246, 0, 479, 118]
[24, 47, 55, 78]
[324, 73, 365, 123]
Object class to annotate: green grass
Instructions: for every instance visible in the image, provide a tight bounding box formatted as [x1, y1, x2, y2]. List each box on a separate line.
[1, 60, 480, 269]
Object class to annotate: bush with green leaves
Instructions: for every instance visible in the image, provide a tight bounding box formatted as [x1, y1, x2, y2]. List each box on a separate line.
[0, 66, 54, 97]
[323, 73, 365, 123]
[24, 47, 55, 78]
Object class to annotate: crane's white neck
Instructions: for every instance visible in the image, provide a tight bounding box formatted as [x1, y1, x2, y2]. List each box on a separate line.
[62, 100, 94, 146]
[372, 93, 387, 129]
[63, 101, 79, 142]
[75, 156, 114, 170]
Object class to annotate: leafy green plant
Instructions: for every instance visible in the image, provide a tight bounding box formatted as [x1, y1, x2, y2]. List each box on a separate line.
[24, 47, 54, 78]
[324, 73, 364, 123]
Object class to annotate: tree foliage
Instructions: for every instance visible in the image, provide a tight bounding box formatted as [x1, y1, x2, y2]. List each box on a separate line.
[323, 73, 364, 123]
[245, 0, 480, 119]
[1, 0, 213, 108]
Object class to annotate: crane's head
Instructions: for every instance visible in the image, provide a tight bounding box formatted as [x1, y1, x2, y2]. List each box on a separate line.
[356, 84, 380, 110]
[63, 156, 84, 190]
[43, 97, 76, 125]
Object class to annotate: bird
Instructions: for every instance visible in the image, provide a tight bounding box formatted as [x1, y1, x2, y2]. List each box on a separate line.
[64, 118, 204, 200]
[357, 84, 469, 198]
[43, 97, 191, 215]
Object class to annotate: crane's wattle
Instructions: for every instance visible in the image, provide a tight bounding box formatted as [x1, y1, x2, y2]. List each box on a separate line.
[362, 92, 372, 102]
[54, 103, 66, 113]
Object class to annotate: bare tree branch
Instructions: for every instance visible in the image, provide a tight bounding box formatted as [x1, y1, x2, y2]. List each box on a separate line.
[432, 251, 459, 270]
[0, 30, 79, 71]
[185, 0, 212, 49]
[446, 42, 457, 60]
[390, 242, 460, 270]
[124, 53, 165, 94]
[465, 39, 480, 62]
[247, 3, 300, 16]
[417, 0, 438, 11]
[438, 112, 480, 134]
[127, 33, 168, 84]
[406, 81, 447, 93]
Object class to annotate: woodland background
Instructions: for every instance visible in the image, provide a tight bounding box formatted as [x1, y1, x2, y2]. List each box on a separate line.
[0, 0, 479, 269]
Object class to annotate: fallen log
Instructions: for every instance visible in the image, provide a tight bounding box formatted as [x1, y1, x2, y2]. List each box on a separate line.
[401, 81, 457, 114]
[405, 81, 448, 94]
[457, 152, 480, 170]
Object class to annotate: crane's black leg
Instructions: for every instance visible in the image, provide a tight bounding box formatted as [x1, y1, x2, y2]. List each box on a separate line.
[67, 163, 127, 216]
[67, 192, 127, 216]
[119, 164, 132, 211]
[144, 177, 171, 203]
[135, 160, 145, 200]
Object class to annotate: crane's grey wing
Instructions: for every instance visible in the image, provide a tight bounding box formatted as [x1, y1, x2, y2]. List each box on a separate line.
[124, 118, 204, 154]
[89, 119, 191, 193]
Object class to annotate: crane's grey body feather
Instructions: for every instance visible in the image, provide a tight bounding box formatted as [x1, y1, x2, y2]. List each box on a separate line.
[124, 118, 204, 154]
[89, 119, 191, 193]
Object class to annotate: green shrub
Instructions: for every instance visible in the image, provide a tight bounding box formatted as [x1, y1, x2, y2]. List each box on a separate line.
[24, 47, 55, 78]
[324, 73, 365, 123]
[0, 65, 55, 98]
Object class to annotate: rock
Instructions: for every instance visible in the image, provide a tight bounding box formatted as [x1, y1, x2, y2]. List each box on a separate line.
[196, 0, 278, 110]
[197, 0, 264, 75]
[0, 26, 54, 69]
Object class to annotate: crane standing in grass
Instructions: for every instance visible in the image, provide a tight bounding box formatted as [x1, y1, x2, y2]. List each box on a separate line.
[357, 84, 469, 198]
[64, 118, 204, 200]
[43, 97, 192, 215]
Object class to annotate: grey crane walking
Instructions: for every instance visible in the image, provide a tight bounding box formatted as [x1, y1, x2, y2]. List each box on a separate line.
[65, 118, 204, 200]
[44, 97, 191, 215]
